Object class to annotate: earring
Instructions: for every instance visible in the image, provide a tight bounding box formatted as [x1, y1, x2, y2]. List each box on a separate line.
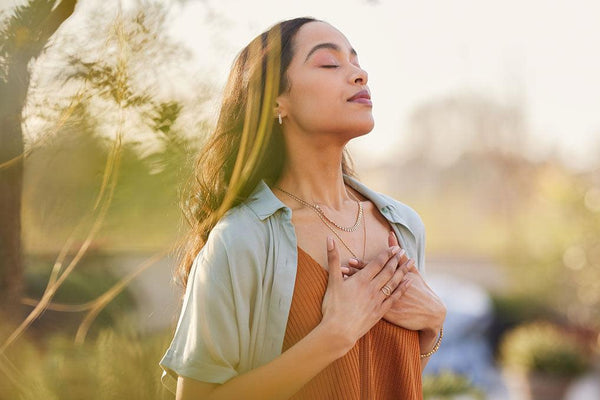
[278, 112, 282, 125]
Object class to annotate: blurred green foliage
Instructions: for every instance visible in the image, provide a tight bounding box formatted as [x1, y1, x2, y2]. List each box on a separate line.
[1, 1, 210, 397]
[500, 165, 600, 329]
[0, 318, 174, 400]
[391, 149, 600, 332]
[488, 292, 556, 354]
[22, 101, 200, 254]
[423, 370, 485, 400]
[23, 251, 137, 335]
[499, 321, 591, 377]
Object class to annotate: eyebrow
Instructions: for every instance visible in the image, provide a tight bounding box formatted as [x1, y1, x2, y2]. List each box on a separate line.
[304, 42, 358, 63]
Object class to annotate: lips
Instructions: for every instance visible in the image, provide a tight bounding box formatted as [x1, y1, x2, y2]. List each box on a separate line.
[347, 89, 372, 105]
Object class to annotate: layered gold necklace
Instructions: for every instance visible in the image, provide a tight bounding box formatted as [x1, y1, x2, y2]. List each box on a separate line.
[273, 185, 366, 261]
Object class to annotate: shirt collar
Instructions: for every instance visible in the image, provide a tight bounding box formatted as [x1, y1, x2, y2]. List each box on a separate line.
[245, 179, 289, 220]
[244, 174, 412, 233]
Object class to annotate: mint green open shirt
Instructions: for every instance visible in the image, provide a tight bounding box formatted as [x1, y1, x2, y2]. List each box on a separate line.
[158, 174, 426, 394]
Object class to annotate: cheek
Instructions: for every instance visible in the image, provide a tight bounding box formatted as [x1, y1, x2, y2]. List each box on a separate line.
[293, 99, 374, 135]
[286, 74, 373, 134]
[290, 80, 340, 121]
[293, 98, 338, 131]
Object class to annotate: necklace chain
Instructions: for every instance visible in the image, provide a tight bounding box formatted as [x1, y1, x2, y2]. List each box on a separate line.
[274, 186, 363, 232]
[317, 204, 366, 260]
[273, 185, 366, 260]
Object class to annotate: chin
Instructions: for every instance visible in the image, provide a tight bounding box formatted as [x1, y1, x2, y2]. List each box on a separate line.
[340, 121, 374, 141]
[317, 115, 374, 138]
[351, 117, 375, 135]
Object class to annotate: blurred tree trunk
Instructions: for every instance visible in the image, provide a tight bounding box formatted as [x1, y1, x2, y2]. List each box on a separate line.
[0, 0, 77, 320]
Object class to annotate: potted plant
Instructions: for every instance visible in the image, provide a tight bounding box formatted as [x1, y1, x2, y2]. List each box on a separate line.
[499, 321, 590, 400]
[423, 370, 485, 400]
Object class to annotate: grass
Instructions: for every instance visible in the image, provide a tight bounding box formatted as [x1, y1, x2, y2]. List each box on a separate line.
[0, 317, 175, 400]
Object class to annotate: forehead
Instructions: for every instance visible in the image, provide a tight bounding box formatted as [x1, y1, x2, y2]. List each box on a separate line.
[292, 21, 353, 57]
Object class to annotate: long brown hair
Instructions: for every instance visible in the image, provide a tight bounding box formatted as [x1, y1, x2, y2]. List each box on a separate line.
[176, 17, 357, 289]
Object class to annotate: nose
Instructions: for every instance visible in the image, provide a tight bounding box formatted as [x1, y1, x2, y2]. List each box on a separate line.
[350, 65, 368, 85]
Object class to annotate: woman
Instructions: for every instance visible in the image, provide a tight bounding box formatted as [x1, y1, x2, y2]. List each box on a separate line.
[159, 17, 446, 400]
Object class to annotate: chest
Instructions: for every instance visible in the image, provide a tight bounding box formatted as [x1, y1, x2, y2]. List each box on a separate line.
[291, 201, 399, 271]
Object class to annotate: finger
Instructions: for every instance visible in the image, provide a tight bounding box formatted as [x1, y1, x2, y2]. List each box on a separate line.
[348, 258, 365, 269]
[326, 236, 342, 287]
[346, 266, 361, 276]
[388, 232, 410, 265]
[387, 259, 412, 291]
[341, 266, 360, 277]
[372, 247, 404, 288]
[398, 250, 409, 266]
[359, 246, 401, 280]
[342, 264, 363, 276]
[399, 258, 415, 275]
[388, 230, 399, 247]
[409, 261, 419, 273]
[383, 278, 412, 307]
[404, 258, 418, 273]
[377, 257, 411, 300]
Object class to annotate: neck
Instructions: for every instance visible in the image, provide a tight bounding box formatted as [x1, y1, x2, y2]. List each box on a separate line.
[273, 132, 353, 211]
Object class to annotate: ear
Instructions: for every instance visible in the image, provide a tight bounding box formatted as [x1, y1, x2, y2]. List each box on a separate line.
[274, 96, 289, 119]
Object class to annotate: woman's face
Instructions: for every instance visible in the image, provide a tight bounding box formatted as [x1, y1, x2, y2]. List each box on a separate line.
[277, 21, 374, 141]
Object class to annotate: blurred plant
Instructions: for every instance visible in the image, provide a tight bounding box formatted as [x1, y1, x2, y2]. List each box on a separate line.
[1, 3, 209, 395]
[500, 321, 593, 400]
[22, 251, 137, 333]
[0, 317, 173, 400]
[423, 370, 485, 400]
[0, 0, 77, 323]
[502, 164, 600, 330]
[488, 293, 557, 355]
[499, 321, 590, 377]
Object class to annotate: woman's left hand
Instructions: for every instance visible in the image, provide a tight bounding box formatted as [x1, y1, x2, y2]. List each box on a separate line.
[345, 232, 446, 336]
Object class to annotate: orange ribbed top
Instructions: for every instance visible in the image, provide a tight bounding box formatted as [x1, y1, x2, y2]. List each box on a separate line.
[282, 246, 423, 400]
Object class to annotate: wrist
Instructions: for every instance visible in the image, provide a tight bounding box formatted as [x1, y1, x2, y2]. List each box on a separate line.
[315, 321, 354, 359]
[420, 311, 446, 344]
[418, 329, 437, 352]
[420, 319, 443, 340]
[419, 326, 444, 359]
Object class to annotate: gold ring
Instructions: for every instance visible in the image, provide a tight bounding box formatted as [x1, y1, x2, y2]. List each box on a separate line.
[381, 285, 392, 296]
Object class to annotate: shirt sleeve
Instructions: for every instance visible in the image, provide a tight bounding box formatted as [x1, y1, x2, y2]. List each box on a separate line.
[159, 228, 241, 393]
[416, 222, 426, 275]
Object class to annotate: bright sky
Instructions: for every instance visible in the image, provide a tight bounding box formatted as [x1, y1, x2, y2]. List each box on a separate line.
[163, 0, 600, 170]
[2, 0, 599, 170]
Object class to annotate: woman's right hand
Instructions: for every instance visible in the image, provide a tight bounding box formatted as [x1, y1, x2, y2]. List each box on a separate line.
[320, 236, 412, 354]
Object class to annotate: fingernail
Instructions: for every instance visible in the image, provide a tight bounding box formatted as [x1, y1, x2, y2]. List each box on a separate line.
[349, 258, 359, 265]
[391, 246, 401, 254]
[397, 249, 406, 258]
[327, 236, 334, 251]
[341, 265, 350, 272]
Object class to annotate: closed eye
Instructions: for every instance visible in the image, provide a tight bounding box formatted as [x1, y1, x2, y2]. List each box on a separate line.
[321, 65, 339, 68]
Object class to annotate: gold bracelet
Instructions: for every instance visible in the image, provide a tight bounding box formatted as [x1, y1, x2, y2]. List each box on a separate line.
[420, 326, 443, 359]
